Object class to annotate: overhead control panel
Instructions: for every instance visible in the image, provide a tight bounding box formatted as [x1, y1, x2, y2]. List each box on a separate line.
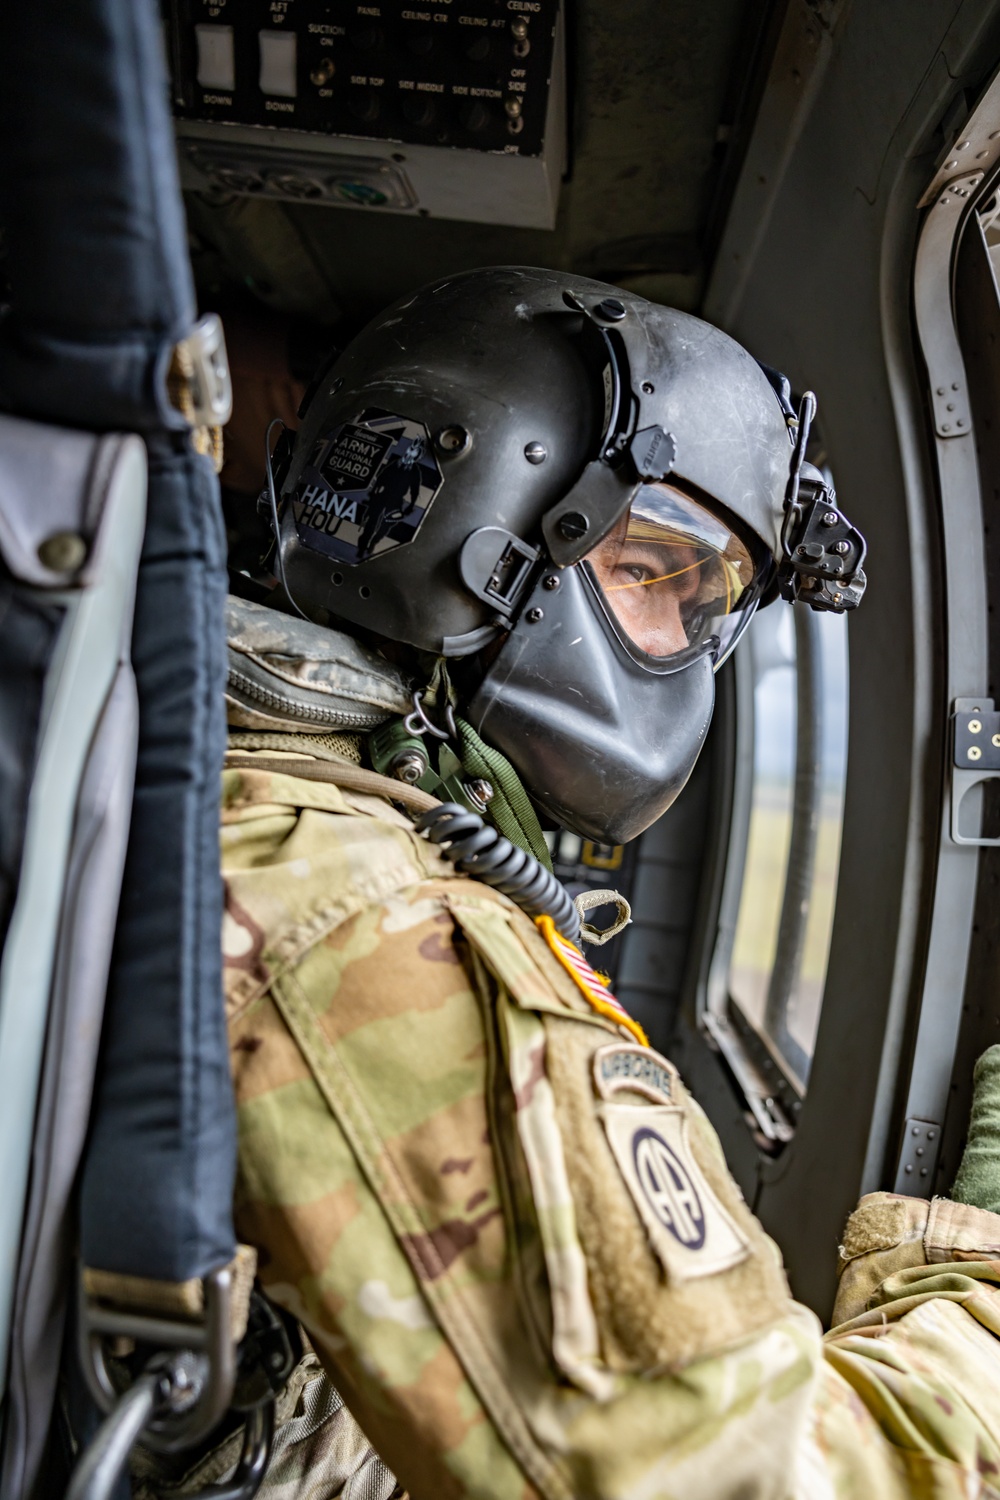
[165, 0, 565, 228]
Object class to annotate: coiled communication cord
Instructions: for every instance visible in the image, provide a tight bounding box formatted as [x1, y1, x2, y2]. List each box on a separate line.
[417, 803, 582, 945]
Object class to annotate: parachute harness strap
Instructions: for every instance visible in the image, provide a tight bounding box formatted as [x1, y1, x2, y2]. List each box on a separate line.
[454, 717, 553, 871]
[376, 658, 554, 872]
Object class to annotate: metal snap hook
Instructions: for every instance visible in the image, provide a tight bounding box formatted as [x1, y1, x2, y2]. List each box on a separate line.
[404, 689, 457, 741]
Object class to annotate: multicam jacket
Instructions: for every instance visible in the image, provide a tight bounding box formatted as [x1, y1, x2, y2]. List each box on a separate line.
[222, 752, 1000, 1500]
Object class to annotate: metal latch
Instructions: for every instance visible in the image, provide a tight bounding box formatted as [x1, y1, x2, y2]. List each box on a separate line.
[951, 697, 1000, 846]
[171, 312, 234, 430]
[702, 1011, 795, 1147]
[458, 526, 539, 615]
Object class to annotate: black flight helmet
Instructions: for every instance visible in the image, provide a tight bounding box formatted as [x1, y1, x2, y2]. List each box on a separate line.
[275, 267, 864, 843]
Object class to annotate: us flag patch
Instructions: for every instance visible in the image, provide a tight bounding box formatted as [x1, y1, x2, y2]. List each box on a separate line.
[535, 915, 649, 1047]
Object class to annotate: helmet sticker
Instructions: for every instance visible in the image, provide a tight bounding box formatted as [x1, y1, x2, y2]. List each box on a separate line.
[293, 408, 443, 565]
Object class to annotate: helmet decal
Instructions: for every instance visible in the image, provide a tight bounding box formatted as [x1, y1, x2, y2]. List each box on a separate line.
[294, 408, 443, 565]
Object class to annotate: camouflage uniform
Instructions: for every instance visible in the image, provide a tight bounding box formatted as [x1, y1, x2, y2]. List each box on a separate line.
[222, 753, 1000, 1500]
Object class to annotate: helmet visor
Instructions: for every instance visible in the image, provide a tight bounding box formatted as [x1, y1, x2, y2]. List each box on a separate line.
[583, 483, 765, 665]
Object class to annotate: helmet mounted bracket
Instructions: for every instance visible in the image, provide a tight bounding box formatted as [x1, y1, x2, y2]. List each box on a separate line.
[777, 391, 868, 613]
[541, 294, 680, 567]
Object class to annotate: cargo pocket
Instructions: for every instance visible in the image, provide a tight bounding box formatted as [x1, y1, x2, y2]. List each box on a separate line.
[449, 894, 794, 1390]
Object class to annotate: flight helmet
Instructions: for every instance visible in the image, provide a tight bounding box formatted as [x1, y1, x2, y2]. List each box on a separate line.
[273, 267, 865, 843]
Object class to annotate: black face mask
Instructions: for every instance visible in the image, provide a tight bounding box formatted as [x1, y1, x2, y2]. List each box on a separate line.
[468, 562, 721, 845]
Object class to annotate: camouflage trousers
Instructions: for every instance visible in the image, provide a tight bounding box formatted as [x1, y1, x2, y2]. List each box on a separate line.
[222, 756, 1000, 1499]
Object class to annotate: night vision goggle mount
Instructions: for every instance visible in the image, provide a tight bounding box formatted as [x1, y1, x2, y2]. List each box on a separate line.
[777, 390, 867, 613]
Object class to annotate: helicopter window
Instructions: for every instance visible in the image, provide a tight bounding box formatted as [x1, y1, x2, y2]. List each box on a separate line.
[703, 592, 849, 1123]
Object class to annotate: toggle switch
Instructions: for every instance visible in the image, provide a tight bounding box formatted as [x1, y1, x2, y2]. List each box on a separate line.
[310, 57, 335, 86]
[195, 24, 235, 91]
[258, 30, 298, 98]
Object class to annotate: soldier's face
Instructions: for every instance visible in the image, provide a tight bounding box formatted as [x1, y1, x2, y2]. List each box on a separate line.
[582, 484, 758, 662]
[586, 514, 700, 657]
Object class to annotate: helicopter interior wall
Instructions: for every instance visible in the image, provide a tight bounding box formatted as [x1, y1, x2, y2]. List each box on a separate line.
[937, 210, 1000, 1196]
[669, 0, 1000, 1318]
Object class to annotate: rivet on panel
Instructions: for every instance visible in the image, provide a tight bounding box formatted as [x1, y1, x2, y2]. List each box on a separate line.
[969, 746, 983, 761]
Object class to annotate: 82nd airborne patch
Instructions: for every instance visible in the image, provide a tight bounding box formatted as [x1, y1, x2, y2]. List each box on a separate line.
[600, 1104, 750, 1282]
[294, 408, 443, 567]
[594, 1042, 751, 1283]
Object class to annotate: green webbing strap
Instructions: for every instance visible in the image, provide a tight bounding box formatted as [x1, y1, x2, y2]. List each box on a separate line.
[456, 717, 553, 872]
[950, 1045, 1000, 1214]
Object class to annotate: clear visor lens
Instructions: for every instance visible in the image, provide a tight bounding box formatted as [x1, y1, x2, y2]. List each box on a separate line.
[584, 483, 763, 663]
